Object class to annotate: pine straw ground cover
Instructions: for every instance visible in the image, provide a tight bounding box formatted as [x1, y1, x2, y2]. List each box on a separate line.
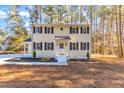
[0, 57, 124, 88]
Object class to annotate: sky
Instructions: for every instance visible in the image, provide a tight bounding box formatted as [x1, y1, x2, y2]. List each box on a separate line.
[0, 5, 30, 30]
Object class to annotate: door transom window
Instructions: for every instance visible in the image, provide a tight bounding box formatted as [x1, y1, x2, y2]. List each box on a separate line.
[59, 43, 64, 49]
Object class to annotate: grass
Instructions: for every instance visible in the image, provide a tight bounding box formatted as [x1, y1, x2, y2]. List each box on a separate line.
[0, 56, 124, 87]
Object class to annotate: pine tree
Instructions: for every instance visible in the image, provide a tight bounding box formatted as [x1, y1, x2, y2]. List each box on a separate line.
[6, 5, 28, 51]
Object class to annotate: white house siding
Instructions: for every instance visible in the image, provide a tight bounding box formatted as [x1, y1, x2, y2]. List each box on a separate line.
[32, 24, 91, 59]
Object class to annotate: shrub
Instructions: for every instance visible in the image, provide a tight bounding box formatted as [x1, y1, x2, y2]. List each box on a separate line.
[41, 57, 49, 61]
[86, 52, 90, 60]
[59, 53, 65, 55]
[33, 50, 36, 59]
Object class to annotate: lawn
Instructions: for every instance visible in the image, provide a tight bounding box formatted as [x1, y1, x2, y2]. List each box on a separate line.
[0, 56, 124, 88]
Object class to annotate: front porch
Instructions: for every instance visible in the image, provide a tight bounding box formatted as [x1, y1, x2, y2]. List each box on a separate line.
[54, 36, 70, 56]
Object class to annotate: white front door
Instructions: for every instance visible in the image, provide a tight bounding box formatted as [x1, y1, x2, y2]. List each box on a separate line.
[59, 43, 64, 54]
[57, 42, 67, 55]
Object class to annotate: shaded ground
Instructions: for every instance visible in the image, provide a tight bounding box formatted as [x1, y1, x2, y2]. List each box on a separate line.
[5, 57, 57, 62]
[0, 56, 124, 88]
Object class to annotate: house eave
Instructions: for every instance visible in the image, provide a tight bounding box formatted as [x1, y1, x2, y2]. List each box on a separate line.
[31, 23, 91, 27]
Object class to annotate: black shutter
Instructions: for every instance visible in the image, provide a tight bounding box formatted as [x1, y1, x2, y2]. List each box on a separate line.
[51, 42, 54, 50]
[81, 42, 82, 50]
[33, 42, 35, 50]
[51, 27, 54, 34]
[40, 42, 42, 50]
[33, 26, 35, 33]
[84, 43, 86, 50]
[77, 42, 79, 50]
[87, 42, 89, 50]
[70, 27, 72, 34]
[76, 27, 78, 34]
[40, 27, 42, 33]
[70, 42, 72, 50]
[81, 27, 83, 34]
[45, 27, 47, 33]
[45, 42, 47, 50]
[84, 27, 86, 34]
[87, 27, 89, 34]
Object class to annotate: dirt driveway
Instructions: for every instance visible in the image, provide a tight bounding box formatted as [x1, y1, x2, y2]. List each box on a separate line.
[0, 57, 124, 88]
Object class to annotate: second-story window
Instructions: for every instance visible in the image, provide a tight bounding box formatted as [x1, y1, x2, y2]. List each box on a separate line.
[81, 27, 86, 34]
[80, 26, 89, 34]
[45, 27, 54, 34]
[35, 27, 40, 33]
[33, 26, 42, 34]
[70, 27, 78, 34]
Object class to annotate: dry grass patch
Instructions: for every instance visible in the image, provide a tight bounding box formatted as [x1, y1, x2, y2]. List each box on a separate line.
[0, 56, 124, 87]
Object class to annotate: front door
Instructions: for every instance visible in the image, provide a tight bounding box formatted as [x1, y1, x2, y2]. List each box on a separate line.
[57, 42, 67, 55]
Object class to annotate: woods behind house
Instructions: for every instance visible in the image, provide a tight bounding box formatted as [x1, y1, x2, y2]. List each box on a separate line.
[0, 5, 124, 58]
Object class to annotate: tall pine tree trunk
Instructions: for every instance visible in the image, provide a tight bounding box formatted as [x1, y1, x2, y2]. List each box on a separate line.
[118, 5, 123, 58]
[115, 6, 120, 56]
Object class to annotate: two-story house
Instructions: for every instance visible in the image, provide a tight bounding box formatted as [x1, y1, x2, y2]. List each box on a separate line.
[24, 24, 91, 59]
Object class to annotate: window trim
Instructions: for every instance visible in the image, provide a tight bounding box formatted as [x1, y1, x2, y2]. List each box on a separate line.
[70, 27, 79, 34]
[44, 27, 54, 34]
[36, 43, 40, 50]
[81, 42, 89, 50]
[44, 42, 54, 50]
[70, 42, 79, 50]
[35, 27, 40, 33]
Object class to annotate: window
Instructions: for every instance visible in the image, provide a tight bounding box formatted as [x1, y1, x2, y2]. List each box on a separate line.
[70, 42, 79, 50]
[81, 26, 90, 34]
[47, 28, 50, 33]
[45, 42, 54, 50]
[33, 42, 42, 50]
[81, 42, 86, 50]
[36, 43, 40, 50]
[59, 43, 64, 49]
[45, 27, 54, 34]
[72, 28, 76, 33]
[35, 27, 40, 33]
[83, 27, 87, 34]
[70, 27, 78, 34]
[60, 27, 63, 31]
[81, 42, 89, 50]
[80, 27, 86, 34]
